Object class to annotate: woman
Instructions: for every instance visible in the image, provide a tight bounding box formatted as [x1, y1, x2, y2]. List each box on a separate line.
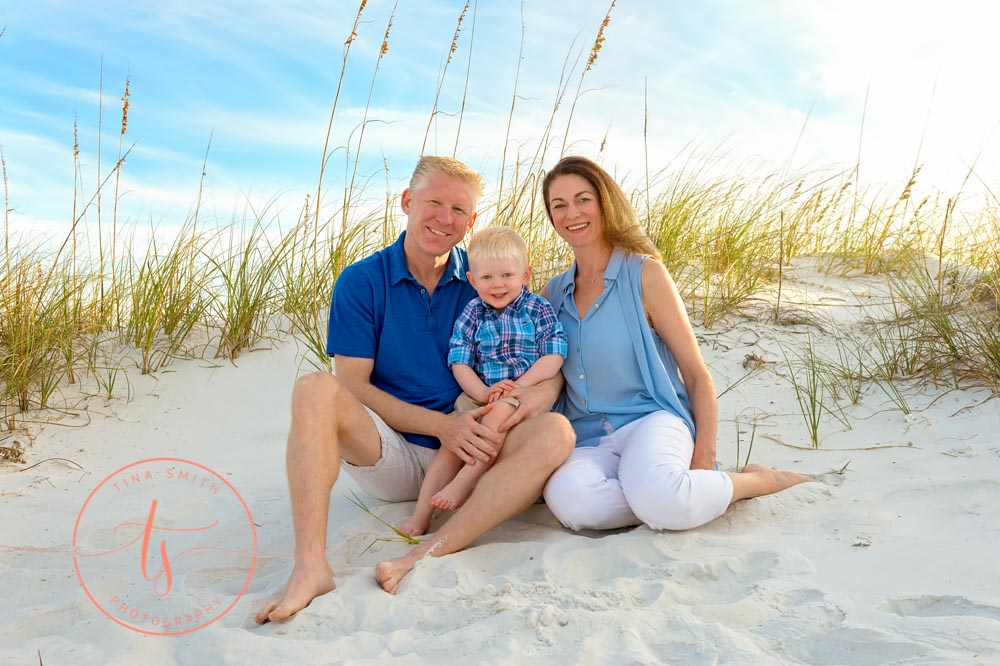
[540, 156, 810, 531]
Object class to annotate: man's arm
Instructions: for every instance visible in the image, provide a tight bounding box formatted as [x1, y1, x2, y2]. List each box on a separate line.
[336, 355, 500, 465]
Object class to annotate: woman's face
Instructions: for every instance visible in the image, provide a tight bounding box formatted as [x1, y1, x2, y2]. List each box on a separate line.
[546, 174, 604, 250]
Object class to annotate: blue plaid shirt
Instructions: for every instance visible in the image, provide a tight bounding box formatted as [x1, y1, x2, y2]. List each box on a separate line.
[448, 287, 568, 385]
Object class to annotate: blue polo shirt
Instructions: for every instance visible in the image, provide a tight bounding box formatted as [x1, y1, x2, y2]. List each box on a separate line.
[327, 232, 477, 449]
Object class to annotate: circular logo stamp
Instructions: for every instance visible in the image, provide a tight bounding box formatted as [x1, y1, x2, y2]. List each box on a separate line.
[73, 458, 257, 636]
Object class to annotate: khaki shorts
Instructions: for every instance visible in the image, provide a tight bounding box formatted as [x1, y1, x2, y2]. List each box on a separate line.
[340, 407, 438, 502]
[454, 392, 520, 413]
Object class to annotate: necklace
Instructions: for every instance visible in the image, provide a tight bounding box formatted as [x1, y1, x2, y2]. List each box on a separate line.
[580, 266, 607, 285]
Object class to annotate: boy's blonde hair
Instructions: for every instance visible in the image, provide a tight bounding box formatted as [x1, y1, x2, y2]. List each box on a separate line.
[466, 226, 528, 269]
[410, 155, 484, 204]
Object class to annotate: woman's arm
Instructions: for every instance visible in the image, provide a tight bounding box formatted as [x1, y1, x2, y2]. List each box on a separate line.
[640, 259, 718, 470]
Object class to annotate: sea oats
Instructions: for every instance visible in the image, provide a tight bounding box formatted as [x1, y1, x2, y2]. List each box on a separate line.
[586, 1, 616, 73]
[447, 2, 471, 65]
[120, 78, 130, 136]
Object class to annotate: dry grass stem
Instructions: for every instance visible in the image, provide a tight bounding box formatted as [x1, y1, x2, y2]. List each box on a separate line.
[3, 11, 1000, 448]
[421, 0, 471, 155]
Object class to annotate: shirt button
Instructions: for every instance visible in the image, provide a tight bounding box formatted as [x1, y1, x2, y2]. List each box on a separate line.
[579, 374, 585, 380]
[594, 303, 600, 309]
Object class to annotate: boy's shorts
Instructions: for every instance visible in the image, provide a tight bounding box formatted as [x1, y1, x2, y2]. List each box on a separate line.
[453, 392, 520, 413]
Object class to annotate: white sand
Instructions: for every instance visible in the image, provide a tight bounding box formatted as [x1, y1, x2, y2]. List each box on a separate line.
[3, 268, 999, 664]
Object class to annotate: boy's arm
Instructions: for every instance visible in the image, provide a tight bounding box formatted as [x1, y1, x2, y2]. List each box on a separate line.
[526, 293, 568, 380]
[514, 354, 564, 388]
[452, 363, 493, 403]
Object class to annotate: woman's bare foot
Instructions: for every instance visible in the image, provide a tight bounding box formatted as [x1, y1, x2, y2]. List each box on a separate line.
[741, 463, 813, 493]
[254, 560, 335, 624]
[430, 477, 476, 511]
[398, 514, 431, 537]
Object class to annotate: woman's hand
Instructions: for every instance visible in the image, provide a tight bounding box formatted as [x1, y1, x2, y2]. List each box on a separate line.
[496, 375, 562, 433]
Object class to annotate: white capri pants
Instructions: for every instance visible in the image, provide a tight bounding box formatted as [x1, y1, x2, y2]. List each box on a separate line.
[543, 411, 734, 531]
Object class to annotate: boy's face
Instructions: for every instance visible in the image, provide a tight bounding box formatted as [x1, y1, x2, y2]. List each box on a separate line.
[467, 256, 531, 310]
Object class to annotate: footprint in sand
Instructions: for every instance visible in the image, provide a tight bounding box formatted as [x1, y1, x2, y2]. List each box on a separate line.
[874, 595, 1000, 661]
[879, 594, 1000, 621]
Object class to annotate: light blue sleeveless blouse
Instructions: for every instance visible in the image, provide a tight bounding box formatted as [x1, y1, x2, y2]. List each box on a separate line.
[547, 250, 695, 447]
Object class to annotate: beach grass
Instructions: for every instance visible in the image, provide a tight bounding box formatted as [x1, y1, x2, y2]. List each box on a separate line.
[2, 5, 999, 449]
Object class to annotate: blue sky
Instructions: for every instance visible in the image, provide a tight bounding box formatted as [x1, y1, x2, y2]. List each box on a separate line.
[2, 0, 999, 235]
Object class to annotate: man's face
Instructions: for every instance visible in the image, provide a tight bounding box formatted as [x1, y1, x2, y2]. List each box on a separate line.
[401, 171, 477, 261]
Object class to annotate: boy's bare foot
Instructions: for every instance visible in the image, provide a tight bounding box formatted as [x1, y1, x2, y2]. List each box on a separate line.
[430, 477, 476, 511]
[254, 560, 335, 624]
[398, 514, 430, 537]
[742, 463, 813, 492]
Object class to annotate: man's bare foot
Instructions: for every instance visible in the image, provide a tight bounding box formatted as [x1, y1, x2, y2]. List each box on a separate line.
[374, 553, 419, 595]
[254, 560, 335, 624]
[430, 477, 476, 511]
[398, 514, 431, 538]
[742, 463, 813, 492]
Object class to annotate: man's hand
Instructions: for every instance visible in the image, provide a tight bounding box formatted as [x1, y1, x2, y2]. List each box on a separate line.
[438, 404, 501, 465]
[487, 379, 517, 403]
[689, 445, 716, 471]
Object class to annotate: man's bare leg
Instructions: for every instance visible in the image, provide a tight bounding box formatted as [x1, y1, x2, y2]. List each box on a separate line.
[728, 463, 812, 502]
[430, 401, 517, 511]
[255, 372, 383, 623]
[376, 412, 574, 594]
[399, 449, 463, 537]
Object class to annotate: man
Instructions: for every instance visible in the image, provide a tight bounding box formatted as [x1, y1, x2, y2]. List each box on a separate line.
[256, 156, 574, 621]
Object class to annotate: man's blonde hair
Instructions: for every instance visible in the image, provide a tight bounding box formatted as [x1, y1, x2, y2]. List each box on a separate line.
[410, 155, 484, 203]
[467, 226, 529, 269]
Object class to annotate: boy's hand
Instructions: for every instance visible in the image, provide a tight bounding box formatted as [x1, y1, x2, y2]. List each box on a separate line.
[487, 380, 517, 402]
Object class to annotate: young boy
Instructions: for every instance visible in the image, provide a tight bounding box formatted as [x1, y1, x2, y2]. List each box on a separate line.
[399, 226, 568, 537]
